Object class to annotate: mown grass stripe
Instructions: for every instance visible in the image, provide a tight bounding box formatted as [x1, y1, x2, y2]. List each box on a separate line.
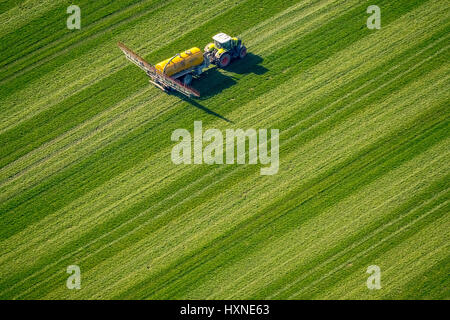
[1, 0, 448, 300]
[0, 0, 246, 137]
[313, 200, 449, 299]
[0, 0, 362, 192]
[112, 97, 448, 299]
[0, 0, 148, 71]
[6, 39, 446, 298]
[393, 254, 450, 299]
[0, 0, 59, 38]
[0, 0, 180, 87]
[204, 141, 449, 298]
[283, 189, 449, 298]
[0, 0, 428, 220]
[0, 1, 446, 298]
[1, 0, 376, 236]
[0, 0, 302, 168]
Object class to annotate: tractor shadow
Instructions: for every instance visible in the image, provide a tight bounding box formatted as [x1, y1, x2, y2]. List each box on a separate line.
[172, 87, 234, 124]
[224, 53, 268, 75]
[190, 53, 267, 99]
[193, 67, 236, 99]
[172, 69, 234, 123]
[170, 53, 267, 123]
[179, 95, 234, 124]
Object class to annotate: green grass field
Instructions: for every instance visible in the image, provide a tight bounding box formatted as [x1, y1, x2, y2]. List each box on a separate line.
[0, 0, 449, 299]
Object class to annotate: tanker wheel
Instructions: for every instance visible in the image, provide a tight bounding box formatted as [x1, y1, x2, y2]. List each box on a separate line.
[239, 46, 247, 59]
[217, 53, 231, 68]
[182, 74, 192, 86]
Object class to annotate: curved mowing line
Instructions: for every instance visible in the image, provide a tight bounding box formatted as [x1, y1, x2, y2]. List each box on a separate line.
[3, 34, 446, 298]
[0, 0, 59, 36]
[93, 103, 450, 299]
[0, 0, 240, 85]
[112, 145, 447, 299]
[109, 80, 450, 298]
[0, 0, 165, 76]
[211, 152, 449, 299]
[334, 236, 449, 299]
[3, 14, 447, 214]
[0, 91, 172, 203]
[3, 0, 446, 292]
[263, 187, 449, 299]
[286, 198, 449, 299]
[0, 0, 242, 129]
[0, 86, 158, 186]
[15, 62, 450, 299]
[138, 102, 449, 299]
[0, 0, 438, 175]
[0, 0, 342, 184]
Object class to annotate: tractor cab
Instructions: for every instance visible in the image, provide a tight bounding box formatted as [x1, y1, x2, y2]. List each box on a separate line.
[205, 33, 247, 68]
[212, 33, 233, 50]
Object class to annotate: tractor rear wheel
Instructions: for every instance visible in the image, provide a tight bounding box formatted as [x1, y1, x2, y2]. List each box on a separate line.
[239, 46, 247, 59]
[217, 53, 231, 68]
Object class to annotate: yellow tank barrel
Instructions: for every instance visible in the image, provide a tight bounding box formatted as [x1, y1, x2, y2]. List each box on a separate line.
[155, 47, 204, 77]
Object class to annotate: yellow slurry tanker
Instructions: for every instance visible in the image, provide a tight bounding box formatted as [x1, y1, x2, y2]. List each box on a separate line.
[155, 47, 204, 77]
[118, 33, 247, 98]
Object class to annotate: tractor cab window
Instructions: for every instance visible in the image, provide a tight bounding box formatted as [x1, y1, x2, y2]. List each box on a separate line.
[214, 40, 231, 50]
[212, 33, 233, 51]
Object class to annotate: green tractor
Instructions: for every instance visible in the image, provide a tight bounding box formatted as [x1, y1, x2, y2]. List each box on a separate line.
[204, 32, 247, 68]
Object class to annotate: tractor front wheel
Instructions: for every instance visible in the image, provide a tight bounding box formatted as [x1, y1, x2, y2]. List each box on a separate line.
[217, 53, 231, 68]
